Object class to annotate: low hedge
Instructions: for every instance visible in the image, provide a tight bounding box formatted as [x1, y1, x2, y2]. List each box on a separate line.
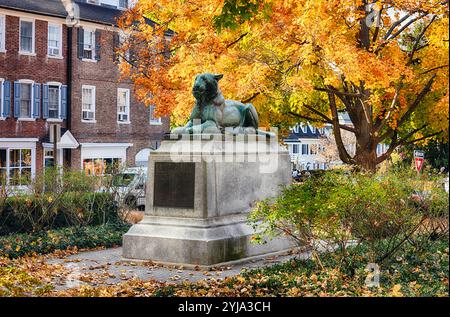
[0, 223, 130, 259]
[0, 192, 120, 235]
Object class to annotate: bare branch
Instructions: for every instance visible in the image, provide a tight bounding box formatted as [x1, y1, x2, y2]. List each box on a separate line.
[387, 13, 428, 40]
[407, 15, 437, 66]
[384, 13, 413, 40]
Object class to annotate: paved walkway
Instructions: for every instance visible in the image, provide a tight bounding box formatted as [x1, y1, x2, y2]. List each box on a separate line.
[47, 247, 310, 290]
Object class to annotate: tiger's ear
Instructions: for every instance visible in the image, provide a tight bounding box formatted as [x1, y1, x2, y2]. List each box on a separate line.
[214, 74, 224, 81]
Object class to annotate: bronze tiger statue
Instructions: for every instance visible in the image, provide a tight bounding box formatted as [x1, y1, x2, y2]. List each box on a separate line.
[172, 73, 260, 135]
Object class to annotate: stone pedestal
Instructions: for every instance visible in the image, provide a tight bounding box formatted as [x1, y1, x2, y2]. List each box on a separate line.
[122, 134, 294, 267]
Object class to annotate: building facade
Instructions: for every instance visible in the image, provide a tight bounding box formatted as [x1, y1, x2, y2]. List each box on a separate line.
[284, 114, 388, 171]
[284, 123, 328, 171]
[0, 0, 169, 184]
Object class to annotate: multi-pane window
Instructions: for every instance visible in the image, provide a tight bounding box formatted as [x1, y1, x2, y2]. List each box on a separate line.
[8, 149, 32, 185]
[44, 148, 54, 168]
[292, 144, 299, 154]
[48, 85, 60, 118]
[20, 20, 34, 53]
[83, 158, 122, 176]
[83, 29, 95, 60]
[117, 88, 130, 123]
[20, 83, 32, 118]
[149, 105, 161, 125]
[82, 86, 95, 121]
[0, 149, 6, 184]
[48, 24, 62, 57]
[301, 144, 309, 155]
[0, 15, 5, 51]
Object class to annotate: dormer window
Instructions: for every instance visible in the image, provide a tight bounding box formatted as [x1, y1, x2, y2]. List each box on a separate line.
[301, 124, 307, 133]
[118, 0, 129, 9]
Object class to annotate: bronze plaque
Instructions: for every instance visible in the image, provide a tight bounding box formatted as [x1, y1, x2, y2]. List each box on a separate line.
[153, 162, 195, 208]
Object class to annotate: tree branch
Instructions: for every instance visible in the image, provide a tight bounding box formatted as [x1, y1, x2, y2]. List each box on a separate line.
[387, 13, 428, 41]
[378, 74, 436, 143]
[314, 87, 364, 98]
[407, 15, 436, 66]
[420, 64, 449, 75]
[383, 13, 412, 40]
[242, 92, 260, 103]
[226, 32, 248, 49]
[328, 92, 355, 164]
[401, 131, 443, 146]
[397, 74, 436, 126]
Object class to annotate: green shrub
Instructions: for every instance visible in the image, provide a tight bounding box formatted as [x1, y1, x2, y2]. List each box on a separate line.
[0, 192, 119, 235]
[249, 169, 449, 270]
[0, 223, 130, 259]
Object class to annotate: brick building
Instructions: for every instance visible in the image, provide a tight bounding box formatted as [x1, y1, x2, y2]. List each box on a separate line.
[0, 0, 169, 184]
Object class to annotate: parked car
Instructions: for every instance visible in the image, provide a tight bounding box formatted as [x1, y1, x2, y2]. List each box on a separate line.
[111, 167, 148, 211]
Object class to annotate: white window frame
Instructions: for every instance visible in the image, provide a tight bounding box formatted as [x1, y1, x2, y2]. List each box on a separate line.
[0, 14, 6, 52]
[0, 78, 4, 119]
[47, 23, 63, 59]
[149, 105, 162, 125]
[43, 146, 63, 168]
[19, 18, 35, 55]
[82, 27, 96, 62]
[46, 82, 62, 122]
[0, 141, 37, 187]
[301, 143, 309, 156]
[81, 85, 96, 123]
[117, 88, 130, 124]
[17, 79, 34, 121]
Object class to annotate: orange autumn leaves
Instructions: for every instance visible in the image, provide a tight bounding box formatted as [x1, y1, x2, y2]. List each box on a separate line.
[117, 0, 449, 137]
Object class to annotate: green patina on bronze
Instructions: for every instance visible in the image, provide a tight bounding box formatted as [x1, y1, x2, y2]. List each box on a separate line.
[171, 73, 260, 134]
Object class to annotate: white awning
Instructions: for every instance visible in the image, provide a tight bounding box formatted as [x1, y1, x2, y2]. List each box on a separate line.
[43, 130, 79, 149]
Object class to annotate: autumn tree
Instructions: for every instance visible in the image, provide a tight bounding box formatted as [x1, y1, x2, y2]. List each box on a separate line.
[117, 0, 449, 172]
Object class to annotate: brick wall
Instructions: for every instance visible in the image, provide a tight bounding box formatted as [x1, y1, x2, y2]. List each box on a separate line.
[0, 15, 68, 172]
[0, 11, 169, 173]
[70, 25, 169, 167]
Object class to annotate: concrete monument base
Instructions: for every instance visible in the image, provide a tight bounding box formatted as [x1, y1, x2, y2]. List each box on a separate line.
[122, 134, 294, 267]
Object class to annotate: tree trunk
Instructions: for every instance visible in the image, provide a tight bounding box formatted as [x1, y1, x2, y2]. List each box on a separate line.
[354, 149, 378, 173]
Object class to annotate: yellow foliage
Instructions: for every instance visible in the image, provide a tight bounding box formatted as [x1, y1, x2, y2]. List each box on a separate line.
[117, 0, 449, 137]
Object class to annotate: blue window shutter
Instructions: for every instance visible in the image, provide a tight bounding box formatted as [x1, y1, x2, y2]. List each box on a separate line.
[42, 84, 49, 119]
[60, 85, 67, 119]
[77, 27, 84, 59]
[2, 81, 11, 117]
[95, 30, 101, 61]
[13, 82, 20, 118]
[33, 83, 41, 118]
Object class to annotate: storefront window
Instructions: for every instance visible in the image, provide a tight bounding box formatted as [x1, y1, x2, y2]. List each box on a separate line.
[83, 158, 122, 176]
